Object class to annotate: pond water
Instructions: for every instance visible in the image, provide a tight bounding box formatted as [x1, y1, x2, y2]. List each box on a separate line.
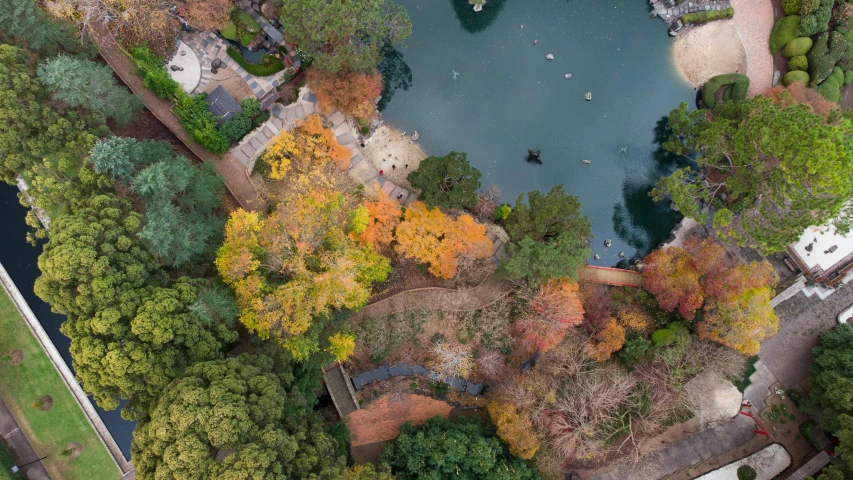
[231, 42, 271, 64]
[0, 184, 135, 458]
[380, 0, 696, 264]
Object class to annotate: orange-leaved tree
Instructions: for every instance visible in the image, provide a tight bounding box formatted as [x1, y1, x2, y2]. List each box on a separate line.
[216, 189, 390, 359]
[353, 189, 402, 247]
[263, 114, 351, 179]
[487, 401, 540, 460]
[642, 235, 779, 355]
[394, 201, 492, 279]
[307, 69, 383, 118]
[516, 279, 584, 352]
[585, 319, 625, 362]
[642, 236, 725, 320]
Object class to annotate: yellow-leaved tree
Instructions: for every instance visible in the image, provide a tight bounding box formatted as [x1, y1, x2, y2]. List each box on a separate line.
[487, 401, 540, 460]
[394, 201, 492, 279]
[263, 114, 351, 179]
[216, 188, 390, 359]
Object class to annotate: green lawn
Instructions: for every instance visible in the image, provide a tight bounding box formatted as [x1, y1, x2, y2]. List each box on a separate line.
[0, 441, 23, 480]
[0, 287, 119, 480]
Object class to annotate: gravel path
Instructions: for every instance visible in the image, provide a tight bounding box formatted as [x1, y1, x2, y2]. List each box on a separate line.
[730, 0, 776, 96]
[759, 281, 853, 388]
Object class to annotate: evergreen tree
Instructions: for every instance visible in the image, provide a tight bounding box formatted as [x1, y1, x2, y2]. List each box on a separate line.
[131, 354, 346, 479]
[407, 151, 481, 210]
[279, 0, 411, 72]
[38, 55, 143, 126]
[505, 185, 591, 243]
[652, 92, 853, 253]
[0, 0, 83, 56]
[803, 324, 853, 431]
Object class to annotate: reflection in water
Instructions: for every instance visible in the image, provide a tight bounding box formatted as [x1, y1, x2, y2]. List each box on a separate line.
[377, 44, 413, 111]
[449, 0, 507, 33]
[611, 116, 693, 262]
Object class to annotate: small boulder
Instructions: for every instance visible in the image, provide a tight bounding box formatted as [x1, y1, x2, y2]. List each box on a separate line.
[546, 53, 554, 60]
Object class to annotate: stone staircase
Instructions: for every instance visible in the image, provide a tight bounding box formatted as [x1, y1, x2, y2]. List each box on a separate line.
[322, 363, 359, 418]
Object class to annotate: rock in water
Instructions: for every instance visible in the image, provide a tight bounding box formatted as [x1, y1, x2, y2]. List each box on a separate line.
[565, 73, 572, 78]
[581, 159, 591, 164]
[618, 251, 625, 258]
[533, 39, 538, 45]
[604, 239, 612, 247]
[546, 53, 554, 60]
[594, 254, 600, 260]
[411, 131, 419, 141]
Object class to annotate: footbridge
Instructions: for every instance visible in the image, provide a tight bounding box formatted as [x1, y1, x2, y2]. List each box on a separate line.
[579, 265, 643, 288]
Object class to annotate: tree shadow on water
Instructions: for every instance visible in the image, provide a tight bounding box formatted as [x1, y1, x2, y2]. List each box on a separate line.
[377, 44, 413, 111]
[449, 0, 508, 34]
[612, 115, 693, 259]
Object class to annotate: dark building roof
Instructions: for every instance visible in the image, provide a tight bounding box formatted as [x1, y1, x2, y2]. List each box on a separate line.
[205, 86, 242, 126]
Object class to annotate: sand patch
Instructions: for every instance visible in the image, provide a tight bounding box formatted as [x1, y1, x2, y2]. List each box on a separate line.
[674, 20, 747, 87]
[361, 125, 427, 192]
[205, 66, 256, 102]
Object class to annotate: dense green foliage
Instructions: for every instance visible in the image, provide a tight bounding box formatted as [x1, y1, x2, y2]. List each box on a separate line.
[812, 414, 853, 479]
[782, 69, 810, 85]
[803, 324, 853, 431]
[652, 95, 853, 253]
[131, 354, 346, 479]
[220, 112, 253, 142]
[226, 46, 286, 76]
[0, 0, 83, 56]
[737, 465, 757, 480]
[797, 0, 833, 36]
[129, 46, 180, 99]
[618, 334, 652, 368]
[783, 37, 813, 58]
[279, 0, 412, 72]
[502, 185, 591, 280]
[679, 6, 734, 24]
[701, 74, 749, 108]
[38, 55, 143, 126]
[173, 92, 230, 153]
[788, 54, 809, 71]
[770, 16, 800, 53]
[817, 66, 845, 102]
[381, 415, 540, 479]
[782, 0, 802, 15]
[91, 137, 226, 266]
[34, 193, 236, 419]
[808, 31, 848, 85]
[407, 151, 481, 210]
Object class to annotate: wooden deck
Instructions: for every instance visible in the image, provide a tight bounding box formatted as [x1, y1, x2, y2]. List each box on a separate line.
[579, 265, 643, 288]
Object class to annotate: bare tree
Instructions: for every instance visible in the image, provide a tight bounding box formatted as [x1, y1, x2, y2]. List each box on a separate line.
[476, 349, 505, 379]
[472, 185, 502, 221]
[431, 342, 474, 379]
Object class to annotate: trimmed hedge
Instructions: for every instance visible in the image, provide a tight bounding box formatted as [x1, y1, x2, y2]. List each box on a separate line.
[680, 7, 734, 24]
[783, 36, 813, 57]
[788, 54, 809, 71]
[796, 0, 833, 36]
[782, 70, 810, 85]
[846, 69, 853, 85]
[226, 47, 286, 77]
[782, 0, 802, 15]
[702, 73, 749, 108]
[771, 16, 800, 53]
[808, 31, 848, 85]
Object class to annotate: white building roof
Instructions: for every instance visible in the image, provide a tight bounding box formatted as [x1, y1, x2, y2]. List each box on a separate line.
[791, 224, 853, 271]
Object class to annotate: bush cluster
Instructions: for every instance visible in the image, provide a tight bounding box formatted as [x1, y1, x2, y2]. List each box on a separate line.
[219, 98, 264, 142]
[781, 0, 802, 15]
[770, 15, 800, 53]
[233, 10, 261, 47]
[808, 31, 848, 85]
[680, 6, 734, 24]
[173, 93, 230, 153]
[130, 46, 180, 99]
[226, 47, 286, 77]
[796, 0, 833, 36]
[817, 66, 844, 102]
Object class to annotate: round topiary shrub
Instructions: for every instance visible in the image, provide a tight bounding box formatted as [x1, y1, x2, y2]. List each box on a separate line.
[845, 70, 853, 85]
[783, 36, 814, 57]
[782, 0, 802, 15]
[770, 15, 800, 53]
[788, 55, 809, 71]
[782, 70, 810, 85]
[737, 465, 757, 480]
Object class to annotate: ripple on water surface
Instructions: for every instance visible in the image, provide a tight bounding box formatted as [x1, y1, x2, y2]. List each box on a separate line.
[380, 0, 696, 264]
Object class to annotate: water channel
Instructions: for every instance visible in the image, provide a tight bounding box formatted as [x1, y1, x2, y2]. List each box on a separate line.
[380, 0, 696, 264]
[0, 184, 135, 458]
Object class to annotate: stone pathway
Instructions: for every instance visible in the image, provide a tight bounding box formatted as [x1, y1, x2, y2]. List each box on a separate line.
[182, 31, 292, 99]
[742, 359, 778, 412]
[591, 413, 758, 480]
[323, 363, 359, 418]
[730, 0, 775, 96]
[0, 397, 51, 480]
[653, 0, 733, 25]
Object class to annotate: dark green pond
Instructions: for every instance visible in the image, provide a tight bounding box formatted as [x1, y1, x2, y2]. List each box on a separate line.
[380, 0, 696, 264]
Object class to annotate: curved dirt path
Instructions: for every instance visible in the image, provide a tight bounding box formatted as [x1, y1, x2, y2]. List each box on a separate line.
[730, 0, 776, 96]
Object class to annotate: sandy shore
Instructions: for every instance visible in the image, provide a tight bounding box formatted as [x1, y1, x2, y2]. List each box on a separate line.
[361, 124, 428, 191]
[674, 20, 747, 87]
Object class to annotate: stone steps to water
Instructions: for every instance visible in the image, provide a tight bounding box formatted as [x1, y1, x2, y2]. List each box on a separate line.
[322, 363, 359, 417]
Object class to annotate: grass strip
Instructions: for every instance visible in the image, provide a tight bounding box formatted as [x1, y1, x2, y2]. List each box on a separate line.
[0, 286, 118, 480]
